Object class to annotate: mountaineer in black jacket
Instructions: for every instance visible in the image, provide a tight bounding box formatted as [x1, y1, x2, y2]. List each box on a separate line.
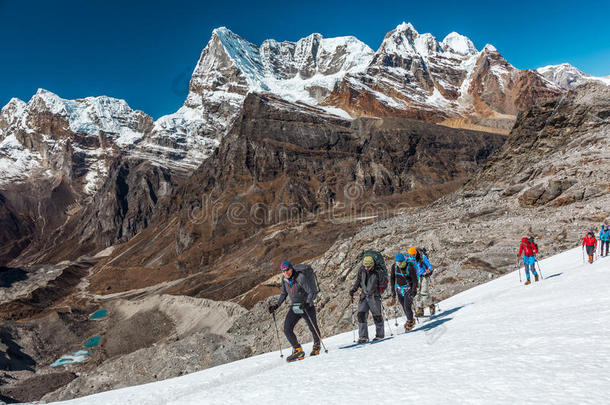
[349, 255, 388, 343]
[388, 252, 418, 332]
[268, 261, 320, 362]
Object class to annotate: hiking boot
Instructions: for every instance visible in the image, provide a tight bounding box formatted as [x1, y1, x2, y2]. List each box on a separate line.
[429, 305, 436, 316]
[310, 342, 321, 356]
[405, 319, 415, 331]
[415, 308, 424, 317]
[534, 274, 539, 282]
[286, 346, 304, 362]
[372, 336, 384, 342]
[357, 337, 369, 344]
[589, 255, 594, 264]
[524, 279, 531, 285]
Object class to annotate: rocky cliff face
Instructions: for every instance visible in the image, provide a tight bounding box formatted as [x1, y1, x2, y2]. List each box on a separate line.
[85, 93, 505, 303]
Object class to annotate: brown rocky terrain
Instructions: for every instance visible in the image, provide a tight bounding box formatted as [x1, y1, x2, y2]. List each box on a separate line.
[84, 93, 505, 302]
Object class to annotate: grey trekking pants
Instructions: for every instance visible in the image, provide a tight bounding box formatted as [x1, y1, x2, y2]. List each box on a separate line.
[416, 276, 433, 309]
[357, 295, 384, 340]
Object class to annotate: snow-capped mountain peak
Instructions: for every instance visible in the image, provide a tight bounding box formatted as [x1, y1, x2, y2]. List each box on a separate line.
[378, 22, 434, 56]
[537, 63, 610, 89]
[0, 88, 154, 193]
[441, 32, 478, 55]
[395, 21, 418, 34]
[481, 44, 499, 54]
[0, 98, 27, 138]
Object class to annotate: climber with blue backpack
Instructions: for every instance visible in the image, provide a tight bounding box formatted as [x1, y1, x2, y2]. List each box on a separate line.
[414, 247, 435, 317]
[388, 250, 418, 332]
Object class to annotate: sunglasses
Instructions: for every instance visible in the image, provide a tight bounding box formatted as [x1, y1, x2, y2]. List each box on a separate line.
[282, 268, 291, 273]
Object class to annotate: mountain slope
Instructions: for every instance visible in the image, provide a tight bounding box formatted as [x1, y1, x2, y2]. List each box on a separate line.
[52, 247, 610, 404]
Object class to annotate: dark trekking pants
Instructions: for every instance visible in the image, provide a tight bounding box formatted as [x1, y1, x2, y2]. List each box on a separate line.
[601, 241, 609, 256]
[396, 287, 415, 322]
[357, 295, 384, 340]
[283, 304, 320, 348]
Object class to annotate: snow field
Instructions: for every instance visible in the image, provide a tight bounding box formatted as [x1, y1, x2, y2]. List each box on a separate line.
[55, 247, 610, 404]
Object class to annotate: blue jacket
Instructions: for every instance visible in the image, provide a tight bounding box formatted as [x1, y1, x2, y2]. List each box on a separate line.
[415, 254, 433, 277]
[600, 227, 610, 242]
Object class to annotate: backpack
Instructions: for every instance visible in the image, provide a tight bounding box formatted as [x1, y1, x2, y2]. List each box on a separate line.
[361, 250, 389, 292]
[527, 238, 538, 251]
[293, 264, 320, 301]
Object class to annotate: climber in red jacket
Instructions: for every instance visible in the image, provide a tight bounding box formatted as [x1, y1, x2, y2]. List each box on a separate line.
[518, 237, 539, 285]
[582, 232, 597, 264]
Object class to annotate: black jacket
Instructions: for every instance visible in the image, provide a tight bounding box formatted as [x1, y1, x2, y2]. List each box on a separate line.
[349, 265, 387, 298]
[276, 272, 316, 306]
[390, 262, 418, 297]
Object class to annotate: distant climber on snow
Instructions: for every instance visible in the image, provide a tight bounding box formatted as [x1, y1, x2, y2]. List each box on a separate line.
[388, 250, 418, 332]
[268, 261, 322, 362]
[582, 232, 597, 264]
[518, 237, 539, 285]
[349, 254, 388, 343]
[414, 247, 435, 316]
[598, 225, 609, 257]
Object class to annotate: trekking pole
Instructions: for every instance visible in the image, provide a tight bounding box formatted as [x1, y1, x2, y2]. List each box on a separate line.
[535, 257, 544, 279]
[393, 300, 398, 327]
[271, 312, 283, 358]
[304, 308, 328, 353]
[351, 298, 356, 342]
[582, 247, 585, 265]
[381, 301, 393, 336]
[516, 256, 522, 283]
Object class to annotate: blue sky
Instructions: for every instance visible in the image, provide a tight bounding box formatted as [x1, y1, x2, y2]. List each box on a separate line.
[1, 0, 609, 118]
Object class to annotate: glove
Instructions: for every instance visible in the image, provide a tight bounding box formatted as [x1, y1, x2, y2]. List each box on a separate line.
[268, 304, 278, 314]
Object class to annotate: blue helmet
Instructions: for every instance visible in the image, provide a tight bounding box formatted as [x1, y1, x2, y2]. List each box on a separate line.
[395, 253, 406, 262]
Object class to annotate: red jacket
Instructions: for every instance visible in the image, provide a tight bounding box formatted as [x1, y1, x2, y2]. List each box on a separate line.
[582, 235, 597, 247]
[518, 238, 538, 257]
